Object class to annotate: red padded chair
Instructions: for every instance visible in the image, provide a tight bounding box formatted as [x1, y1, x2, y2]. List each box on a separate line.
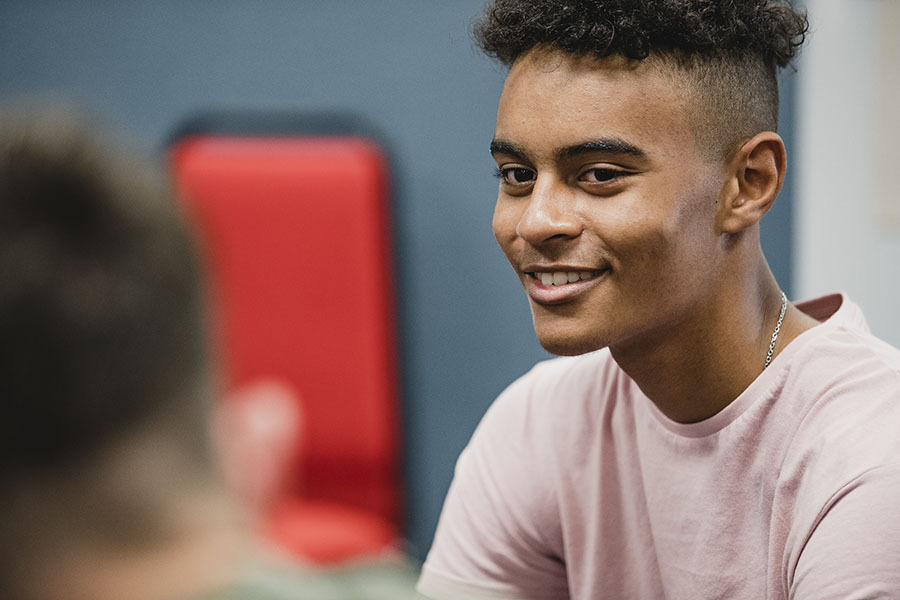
[170, 119, 402, 563]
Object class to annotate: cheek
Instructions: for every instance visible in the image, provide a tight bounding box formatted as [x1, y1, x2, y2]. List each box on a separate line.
[598, 199, 714, 291]
[492, 198, 519, 251]
[631, 202, 718, 294]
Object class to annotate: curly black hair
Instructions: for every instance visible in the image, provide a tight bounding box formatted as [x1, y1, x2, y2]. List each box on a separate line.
[475, 0, 807, 68]
[475, 0, 809, 157]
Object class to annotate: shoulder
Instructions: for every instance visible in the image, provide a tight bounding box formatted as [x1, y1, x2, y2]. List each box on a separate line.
[784, 311, 900, 427]
[791, 293, 900, 377]
[781, 294, 900, 417]
[780, 303, 900, 479]
[454, 349, 635, 528]
[455, 351, 618, 483]
[194, 561, 421, 600]
[477, 349, 626, 437]
[775, 297, 900, 587]
[416, 354, 621, 600]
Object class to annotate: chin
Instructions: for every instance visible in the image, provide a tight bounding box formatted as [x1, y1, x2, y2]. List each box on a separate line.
[530, 303, 615, 356]
[535, 330, 609, 357]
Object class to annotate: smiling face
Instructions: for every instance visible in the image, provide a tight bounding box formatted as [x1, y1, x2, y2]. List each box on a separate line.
[492, 49, 730, 356]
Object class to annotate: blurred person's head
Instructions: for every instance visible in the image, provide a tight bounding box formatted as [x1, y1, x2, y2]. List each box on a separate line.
[0, 110, 265, 600]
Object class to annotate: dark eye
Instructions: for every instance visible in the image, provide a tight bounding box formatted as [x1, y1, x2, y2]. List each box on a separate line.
[579, 168, 623, 183]
[496, 166, 536, 185]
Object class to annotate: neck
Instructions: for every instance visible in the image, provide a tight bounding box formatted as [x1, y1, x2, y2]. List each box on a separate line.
[25, 491, 251, 600]
[610, 256, 818, 423]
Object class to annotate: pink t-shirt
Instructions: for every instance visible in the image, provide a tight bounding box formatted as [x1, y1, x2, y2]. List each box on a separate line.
[418, 294, 900, 599]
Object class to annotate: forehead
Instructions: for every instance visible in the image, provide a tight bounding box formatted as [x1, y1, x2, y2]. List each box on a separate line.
[495, 50, 697, 161]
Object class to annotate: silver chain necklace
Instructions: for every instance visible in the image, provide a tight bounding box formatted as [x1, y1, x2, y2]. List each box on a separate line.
[764, 291, 788, 369]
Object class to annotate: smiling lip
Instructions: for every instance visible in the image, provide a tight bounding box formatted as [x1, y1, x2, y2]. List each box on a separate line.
[524, 267, 611, 305]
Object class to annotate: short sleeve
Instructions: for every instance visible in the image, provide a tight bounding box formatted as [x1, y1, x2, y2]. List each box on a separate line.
[790, 463, 900, 599]
[417, 370, 569, 600]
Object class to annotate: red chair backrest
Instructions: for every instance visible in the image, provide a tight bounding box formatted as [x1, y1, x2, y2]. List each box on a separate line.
[170, 134, 401, 528]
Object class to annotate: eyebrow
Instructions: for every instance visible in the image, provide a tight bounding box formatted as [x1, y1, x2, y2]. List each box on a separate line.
[556, 139, 646, 161]
[489, 138, 647, 162]
[489, 140, 528, 161]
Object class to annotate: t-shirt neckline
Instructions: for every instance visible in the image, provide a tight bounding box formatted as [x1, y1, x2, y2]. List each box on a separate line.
[637, 293, 852, 438]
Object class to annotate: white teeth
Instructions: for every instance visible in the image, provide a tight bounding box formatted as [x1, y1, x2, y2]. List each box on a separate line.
[536, 270, 604, 286]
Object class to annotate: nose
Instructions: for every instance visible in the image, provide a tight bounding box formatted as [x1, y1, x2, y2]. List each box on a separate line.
[515, 175, 582, 245]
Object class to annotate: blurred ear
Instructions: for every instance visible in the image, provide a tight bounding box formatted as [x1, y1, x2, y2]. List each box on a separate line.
[213, 379, 302, 516]
[717, 132, 786, 234]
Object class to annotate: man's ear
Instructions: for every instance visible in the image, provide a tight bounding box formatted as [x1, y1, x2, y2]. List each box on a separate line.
[717, 132, 786, 234]
[213, 379, 302, 517]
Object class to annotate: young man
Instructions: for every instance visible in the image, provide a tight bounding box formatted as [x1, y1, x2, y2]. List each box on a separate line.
[0, 112, 419, 600]
[418, 1, 900, 598]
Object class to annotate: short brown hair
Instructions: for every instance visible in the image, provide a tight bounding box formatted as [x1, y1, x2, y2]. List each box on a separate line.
[0, 110, 213, 494]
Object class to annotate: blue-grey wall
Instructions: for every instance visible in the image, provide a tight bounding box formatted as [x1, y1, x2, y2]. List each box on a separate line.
[0, 1, 794, 560]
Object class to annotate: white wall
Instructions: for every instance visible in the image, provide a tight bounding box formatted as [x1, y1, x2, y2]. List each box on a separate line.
[796, 0, 900, 345]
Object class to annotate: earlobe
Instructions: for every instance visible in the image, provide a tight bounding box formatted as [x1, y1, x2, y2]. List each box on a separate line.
[717, 132, 786, 234]
[214, 379, 302, 515]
